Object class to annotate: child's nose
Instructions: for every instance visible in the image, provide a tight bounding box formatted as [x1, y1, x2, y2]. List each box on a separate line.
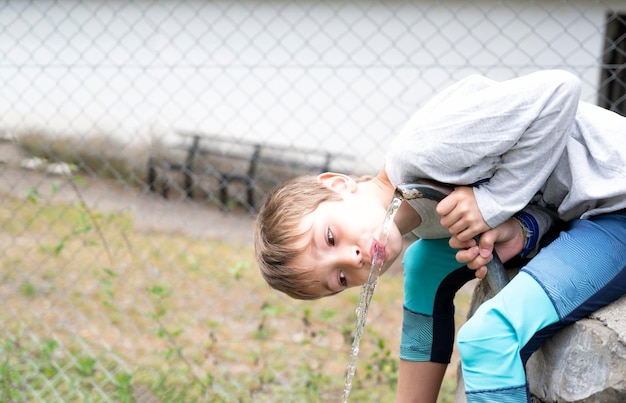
[339, 245, 362, 268]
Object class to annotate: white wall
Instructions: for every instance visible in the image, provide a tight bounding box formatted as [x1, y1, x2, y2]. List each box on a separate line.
[1, 0, 623, 173]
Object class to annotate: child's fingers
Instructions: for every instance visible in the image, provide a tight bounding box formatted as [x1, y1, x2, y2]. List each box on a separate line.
[448, 235, 476, 250]
[477, 231, 497, 257]
[474, 266, 488, 279]
[437, 187, 489, 241]
[455, 246, 479, 264]
[455, 242, 495, 271]
[435, 192, 456, 216]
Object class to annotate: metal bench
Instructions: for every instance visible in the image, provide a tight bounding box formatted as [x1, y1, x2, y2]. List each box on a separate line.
[147, 131, 352, 212]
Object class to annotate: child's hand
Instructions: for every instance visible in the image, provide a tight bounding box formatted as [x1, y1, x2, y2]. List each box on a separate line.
[436, 186, 490, 241]
[450, 218, 526, 278]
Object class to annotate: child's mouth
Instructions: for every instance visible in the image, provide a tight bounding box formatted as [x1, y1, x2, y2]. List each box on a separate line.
[370, 239, 386, 266]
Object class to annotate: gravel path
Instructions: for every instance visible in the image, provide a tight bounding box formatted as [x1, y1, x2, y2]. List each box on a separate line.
[0, 140, 255, 246]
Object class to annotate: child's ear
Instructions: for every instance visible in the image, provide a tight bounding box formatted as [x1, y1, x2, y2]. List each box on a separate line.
[317, 172, 358, 193]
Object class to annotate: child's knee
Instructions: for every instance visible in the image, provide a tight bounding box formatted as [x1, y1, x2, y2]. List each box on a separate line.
[457, 304, 533, 391]
[456, 315, 486, 362]
[457, 304, 518, 365]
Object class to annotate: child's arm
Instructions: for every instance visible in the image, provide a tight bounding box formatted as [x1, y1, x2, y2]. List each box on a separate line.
[386, 70, 581, 230]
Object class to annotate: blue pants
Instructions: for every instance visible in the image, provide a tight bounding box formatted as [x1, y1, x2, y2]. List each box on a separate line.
[400, 212, 626, 402]
[459, 212, 626, 401]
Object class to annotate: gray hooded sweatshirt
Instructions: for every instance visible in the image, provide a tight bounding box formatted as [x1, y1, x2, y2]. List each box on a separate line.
[386, 70, 626, 240]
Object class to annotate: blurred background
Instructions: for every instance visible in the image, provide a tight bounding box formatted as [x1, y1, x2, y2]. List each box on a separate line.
[1, 1, 624, 402]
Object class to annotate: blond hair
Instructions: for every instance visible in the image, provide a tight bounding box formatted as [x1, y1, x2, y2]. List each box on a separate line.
[254, 174, 371, 300]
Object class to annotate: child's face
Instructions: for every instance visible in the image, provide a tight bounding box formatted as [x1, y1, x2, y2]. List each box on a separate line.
[289, 190, 403, 298]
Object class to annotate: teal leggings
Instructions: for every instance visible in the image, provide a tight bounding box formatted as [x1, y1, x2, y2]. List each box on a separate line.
[401, 238, 474, 363]
[401, 212, 626, 402]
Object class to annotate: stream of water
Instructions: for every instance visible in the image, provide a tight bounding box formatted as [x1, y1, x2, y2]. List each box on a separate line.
[342, 196, 403, 402]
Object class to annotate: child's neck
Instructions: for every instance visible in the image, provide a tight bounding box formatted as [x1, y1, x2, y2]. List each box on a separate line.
[373, 168, 422, 234]
[371, 168, 395, 198]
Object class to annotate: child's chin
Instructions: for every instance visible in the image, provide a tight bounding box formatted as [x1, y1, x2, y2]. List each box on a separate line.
[385, 251, 401, 267]
[386, 239, 403, 259]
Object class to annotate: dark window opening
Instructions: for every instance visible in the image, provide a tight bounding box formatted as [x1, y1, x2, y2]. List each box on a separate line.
[599, 12, 626, 116]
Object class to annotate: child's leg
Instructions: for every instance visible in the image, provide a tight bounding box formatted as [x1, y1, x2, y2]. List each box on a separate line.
[401, 238, 475, 362]
[457, 272, 555, 401]
[457, 212, 626, 402]
[398, 238, 475, 400]
[396, 361, 447, 403]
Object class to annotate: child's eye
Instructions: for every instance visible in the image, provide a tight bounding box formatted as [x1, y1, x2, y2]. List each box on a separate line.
[326, 227, 335, 246]
[339, 272, 347, 287]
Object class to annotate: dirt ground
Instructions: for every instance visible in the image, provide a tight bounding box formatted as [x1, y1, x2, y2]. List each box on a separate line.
[0, 140, 255, 243]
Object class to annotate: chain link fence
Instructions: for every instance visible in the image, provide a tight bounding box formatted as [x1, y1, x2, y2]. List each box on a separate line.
[1, 1, 625, 401]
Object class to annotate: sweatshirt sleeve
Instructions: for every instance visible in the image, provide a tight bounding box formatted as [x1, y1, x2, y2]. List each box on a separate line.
[514, 204, 559, 258]
[386, 70, 581, 227]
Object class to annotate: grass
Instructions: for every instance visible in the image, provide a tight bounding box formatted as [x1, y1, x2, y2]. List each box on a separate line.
[0, 188, 403, 401]
[0, 131, 471, 401]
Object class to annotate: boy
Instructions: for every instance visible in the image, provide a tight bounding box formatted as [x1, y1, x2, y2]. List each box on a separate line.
[255, 70, 626, 402]
[256, 170, 554, 401]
